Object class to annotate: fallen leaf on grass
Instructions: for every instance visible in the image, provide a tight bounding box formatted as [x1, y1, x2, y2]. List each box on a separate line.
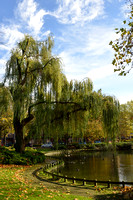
[47, 195, 53, 198]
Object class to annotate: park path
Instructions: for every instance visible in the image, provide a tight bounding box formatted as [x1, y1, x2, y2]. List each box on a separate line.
[22, 158, 97, 198]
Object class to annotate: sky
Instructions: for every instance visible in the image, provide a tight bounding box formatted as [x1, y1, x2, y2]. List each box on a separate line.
[0, 0, 133, 104]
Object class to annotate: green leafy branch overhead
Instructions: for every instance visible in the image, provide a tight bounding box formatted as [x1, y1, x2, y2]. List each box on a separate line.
[110, 3, 133, 75]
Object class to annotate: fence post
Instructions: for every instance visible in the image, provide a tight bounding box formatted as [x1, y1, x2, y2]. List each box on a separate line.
[64, 175, 67, 182]
[73, 177, 76, 184]
[94, 179, 97, 187]
[122, 181, 125, 188]
[52, 174, 55, 180]
[83, 178, 86, 186]
[108, 180, 111, 188]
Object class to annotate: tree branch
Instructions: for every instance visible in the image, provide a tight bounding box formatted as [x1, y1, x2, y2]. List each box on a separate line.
[17, 58, 22, 84]
[20, 61, 29, 86]
[29, 57, 58, 74]
[51, 106, 87, 123]
[21, 114, 34, 127]
[28, 100, 82, 116]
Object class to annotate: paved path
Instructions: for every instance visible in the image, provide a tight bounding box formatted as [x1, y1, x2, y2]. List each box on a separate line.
[22, 161, 97, 198]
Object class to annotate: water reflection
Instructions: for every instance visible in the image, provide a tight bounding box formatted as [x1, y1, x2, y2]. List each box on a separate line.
[59, 151, 133, 182]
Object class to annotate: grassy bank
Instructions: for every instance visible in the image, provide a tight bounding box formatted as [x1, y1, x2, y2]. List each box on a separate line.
[0, 146, 132, 199]
[1, 164, 132, 200]
[0, 164, 92, 200]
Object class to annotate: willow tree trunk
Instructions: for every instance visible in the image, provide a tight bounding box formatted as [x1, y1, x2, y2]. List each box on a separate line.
[14, 118, 25, 153]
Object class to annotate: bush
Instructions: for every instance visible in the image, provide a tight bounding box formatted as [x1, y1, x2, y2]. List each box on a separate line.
[23, 151, 45, 164]
[58, 144, 67, 150]
[94, 143, 108, 150]
[0, 146, 45, 165]
[85, 143, 109, 151]
[116, 142, 132, 150]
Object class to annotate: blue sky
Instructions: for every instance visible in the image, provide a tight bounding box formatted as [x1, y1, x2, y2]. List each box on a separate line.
[0, 0, 133, 104]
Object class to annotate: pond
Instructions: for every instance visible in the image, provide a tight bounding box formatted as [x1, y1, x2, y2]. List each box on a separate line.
[58, 151, 133, 182]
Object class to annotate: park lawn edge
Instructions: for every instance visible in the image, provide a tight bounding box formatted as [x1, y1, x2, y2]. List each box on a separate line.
[0, 164, 92, 200]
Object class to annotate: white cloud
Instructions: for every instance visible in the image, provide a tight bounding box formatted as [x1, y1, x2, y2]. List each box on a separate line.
[57, 23, 118, 58]
[80, 26, 117, 56]
[56, 23, 118, 82]
[17, 0, 48, 36]
[53, 0, 105, 24]
[41, 30, 51, 37]
[0, 0, 51, 81]
[87, 64, 114, 81]
[0, 25, 24, 51]
[0, 25, 24, 81]
[120, 2, 132, 18]
[0, 59, 6, 74]
[118, 94, 133, 104]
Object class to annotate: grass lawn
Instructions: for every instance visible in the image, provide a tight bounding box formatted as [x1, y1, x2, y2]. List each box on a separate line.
[1, 164, 132, 200]
[0, 164, 92, 200]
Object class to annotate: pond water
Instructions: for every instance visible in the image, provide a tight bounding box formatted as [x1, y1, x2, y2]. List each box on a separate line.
[58, 151, 133, 182]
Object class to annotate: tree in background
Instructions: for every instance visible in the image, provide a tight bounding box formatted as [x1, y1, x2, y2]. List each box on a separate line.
[110, 1, 133, 75]
[85, 90, 104, 142]
[29, 78, 94, 148]
[86, 119, 104, 142]
[119, 101, 133, 139]
[102, 96, 120, 145]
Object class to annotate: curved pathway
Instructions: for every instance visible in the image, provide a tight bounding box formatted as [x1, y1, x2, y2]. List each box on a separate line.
[22, 162, 96, 198]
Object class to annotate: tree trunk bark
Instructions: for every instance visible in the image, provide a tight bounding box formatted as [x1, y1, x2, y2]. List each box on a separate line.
[14, 119, 25, 153]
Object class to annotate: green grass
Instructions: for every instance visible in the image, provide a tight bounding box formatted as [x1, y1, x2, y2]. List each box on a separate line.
[0, 165, 92, 200]
[0, 164, 131, 200]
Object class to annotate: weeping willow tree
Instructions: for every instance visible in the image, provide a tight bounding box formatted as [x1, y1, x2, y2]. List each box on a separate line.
[102, 96, 120, 145]
[30, 78, 94, 148]
[86, 89, 104, 142]
[3, 35, 96, 152]
[3, 35, 68, 153]
[0, 86, 13, 143]
[2, 35, 120, 152]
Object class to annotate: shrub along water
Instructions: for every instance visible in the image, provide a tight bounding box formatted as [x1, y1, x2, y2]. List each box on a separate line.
[0, 146, 45, 165]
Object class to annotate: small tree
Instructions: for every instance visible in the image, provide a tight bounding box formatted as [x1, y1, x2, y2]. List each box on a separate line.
[109, 1, 133, 75]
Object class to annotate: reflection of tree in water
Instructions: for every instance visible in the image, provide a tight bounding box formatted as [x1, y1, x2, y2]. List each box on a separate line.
[59, 151, 133, 182]
[117, 153, 133, 182]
